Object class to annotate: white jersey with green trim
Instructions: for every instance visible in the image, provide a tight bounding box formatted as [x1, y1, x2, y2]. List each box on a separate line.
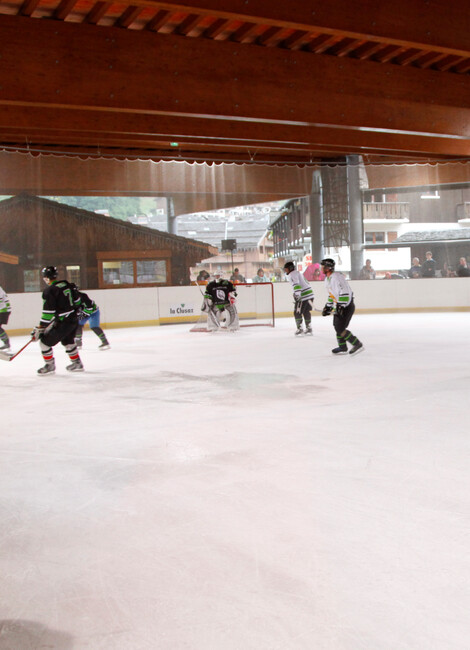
[287, 270, 314, 301]
[0, 286, 11, 314]
[325, 272, 353, 306]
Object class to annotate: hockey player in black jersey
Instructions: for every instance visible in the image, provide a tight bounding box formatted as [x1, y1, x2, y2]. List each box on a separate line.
[202, 277, 239, 331]
[74, 290, 110, 350]
[31, 266, 84, 375]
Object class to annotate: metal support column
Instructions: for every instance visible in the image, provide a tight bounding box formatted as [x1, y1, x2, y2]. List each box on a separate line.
[166, 196, 177, 235]
[347, 155, 363, 280]
[309, 169, 324, 263]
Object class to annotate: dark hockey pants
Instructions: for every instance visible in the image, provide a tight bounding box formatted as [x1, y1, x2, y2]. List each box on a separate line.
[333, 301, 360, 348]
[294, 299, 312, 328]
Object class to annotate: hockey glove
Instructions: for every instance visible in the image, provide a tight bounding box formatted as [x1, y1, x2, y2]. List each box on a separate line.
[31, 326, 45, 341]
[335, 304, 346, 318]
[322, 304, 334, 317]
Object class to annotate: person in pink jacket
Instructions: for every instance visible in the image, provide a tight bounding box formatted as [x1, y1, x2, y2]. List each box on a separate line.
[303, 262, 325, 282]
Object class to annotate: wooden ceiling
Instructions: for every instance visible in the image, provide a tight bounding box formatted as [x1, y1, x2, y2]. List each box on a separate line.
[0, 0, 469, 165]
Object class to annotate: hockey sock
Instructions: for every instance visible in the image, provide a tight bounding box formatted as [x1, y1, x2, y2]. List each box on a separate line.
[343, 330, 359, 346]
[295, 317, 303, 328]
[41, 346, 54, 363]
[92, 327, 109, 344]
[336, 334, 346, 347]
[65, 343, 80, 362]
[0, 328, 9, 345]
[91, 326, 104, 339]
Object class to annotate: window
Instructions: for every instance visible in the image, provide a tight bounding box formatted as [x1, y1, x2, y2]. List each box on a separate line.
[102, 261, 134, 285]
[98, 251, 171, 288]
[24, 269, 41, 292]
[365, 232, 385, 244]
[66, 265, 81, 286]
[136, 260, 167, 284]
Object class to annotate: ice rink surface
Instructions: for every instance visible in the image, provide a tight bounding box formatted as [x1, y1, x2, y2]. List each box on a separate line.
[1, 312, 469, 650]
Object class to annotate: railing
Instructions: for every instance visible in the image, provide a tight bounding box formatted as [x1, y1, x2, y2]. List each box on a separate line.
[363, 202, 410, 220]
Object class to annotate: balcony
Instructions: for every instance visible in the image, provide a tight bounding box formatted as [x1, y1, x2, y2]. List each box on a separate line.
[363, 202, 410, 221]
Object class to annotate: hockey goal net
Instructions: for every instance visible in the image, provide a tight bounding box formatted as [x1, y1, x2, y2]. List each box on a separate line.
[190, 282, 275, 332]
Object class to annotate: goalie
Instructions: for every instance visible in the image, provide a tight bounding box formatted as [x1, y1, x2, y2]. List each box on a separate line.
[202, 276, 239, 331]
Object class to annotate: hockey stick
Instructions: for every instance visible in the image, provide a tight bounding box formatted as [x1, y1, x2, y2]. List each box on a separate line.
[0, 337, 34, 362]
[295, 298, 324, 313]
[196, 280, 222, 329]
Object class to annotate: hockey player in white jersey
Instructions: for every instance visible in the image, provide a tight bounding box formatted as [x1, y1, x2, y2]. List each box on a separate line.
[0, 285, 11, 351]
[320, 258, 364, 355]
[283, 261, 314, 335]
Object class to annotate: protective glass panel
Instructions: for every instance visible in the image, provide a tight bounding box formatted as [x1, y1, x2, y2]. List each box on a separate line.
[136, 260, 167, 284]
[103, 261, 134, 285]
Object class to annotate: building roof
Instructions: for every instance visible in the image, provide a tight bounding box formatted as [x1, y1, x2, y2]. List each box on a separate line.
[0, 194, 217, 256]
[365, 228, 470, 248]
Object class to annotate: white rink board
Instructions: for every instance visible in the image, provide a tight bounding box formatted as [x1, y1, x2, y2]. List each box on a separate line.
[5, 277, 470, 333]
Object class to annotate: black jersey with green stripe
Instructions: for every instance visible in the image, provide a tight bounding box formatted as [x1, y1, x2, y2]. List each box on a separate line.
[40, 280, 81, 326]
[77, 290, 98, 316]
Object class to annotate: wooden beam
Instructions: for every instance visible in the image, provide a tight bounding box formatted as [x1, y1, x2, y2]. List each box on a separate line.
[104, 0, 470, 58]
[53, 0, 79, 20]
[115, 6, 142, 28]
[0, 106, 468, 158]
[0, 16, 468, 142]
[0, 252, 19, 265]
[19, 0, 40, 16]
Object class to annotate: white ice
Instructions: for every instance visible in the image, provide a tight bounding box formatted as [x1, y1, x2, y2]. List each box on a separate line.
[1, 313, 469, 650]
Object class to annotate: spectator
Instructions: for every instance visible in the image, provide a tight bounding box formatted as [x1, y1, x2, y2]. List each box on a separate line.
[442, 262, 456, 278]
[359, 259, 376, 280]
[230, 268, 245, 284]
[456, 257, 470, 277]
[196, 269, 210, 282]
[421, 251, 436, 278]
[384, 272, 405, 279]
[303, 262, 325, 282]
[408, 257, 422, 278]
[252, 268, 267, 283]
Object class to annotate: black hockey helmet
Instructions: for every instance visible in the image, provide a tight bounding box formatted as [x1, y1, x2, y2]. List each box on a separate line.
[42, 265, 58, 280]
[320, 258, 335, 271]
[283, 261, 295, 273]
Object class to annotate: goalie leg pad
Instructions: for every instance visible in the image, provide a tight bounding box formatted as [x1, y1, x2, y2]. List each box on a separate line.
[226, 304, 239, 330]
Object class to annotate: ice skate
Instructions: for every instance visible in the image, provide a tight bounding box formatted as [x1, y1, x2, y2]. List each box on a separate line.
[98, 341, 110, 350]
[304, 325, 313, 336]
[332, 345, 348, 355]
[349, 341, 364, 356]
[295, 328, 304, 336]
[0, 342, 11, 351]
[66, 359, 84, 372]
[37, 360, 56, 375]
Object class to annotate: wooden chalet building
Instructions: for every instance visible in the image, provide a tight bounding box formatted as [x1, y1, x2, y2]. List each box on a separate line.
[0, 195, 216, 292]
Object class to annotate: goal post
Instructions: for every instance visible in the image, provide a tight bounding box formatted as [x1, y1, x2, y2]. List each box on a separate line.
[190, 282, 275, 332]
